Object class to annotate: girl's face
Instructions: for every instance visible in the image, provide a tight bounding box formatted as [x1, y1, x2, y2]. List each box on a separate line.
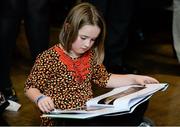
[70, 25, 100, 58]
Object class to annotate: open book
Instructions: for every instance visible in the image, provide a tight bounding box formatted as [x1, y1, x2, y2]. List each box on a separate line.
[41, 83, 168, 119]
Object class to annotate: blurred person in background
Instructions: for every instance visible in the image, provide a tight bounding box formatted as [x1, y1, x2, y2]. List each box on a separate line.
[0, 0, 50, 102]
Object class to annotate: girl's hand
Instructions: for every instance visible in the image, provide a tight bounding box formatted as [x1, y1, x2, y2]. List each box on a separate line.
[37, 96, 55, 113]
[133, 75, 159, 86]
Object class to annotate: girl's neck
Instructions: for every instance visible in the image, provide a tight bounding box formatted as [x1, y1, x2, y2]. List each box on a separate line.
[59, 43, 80, 59]
[68, 50, 81, 59]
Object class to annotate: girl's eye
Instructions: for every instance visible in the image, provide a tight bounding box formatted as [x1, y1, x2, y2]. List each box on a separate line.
[80, 36, 86, 40]
[91, 39, 95, 42]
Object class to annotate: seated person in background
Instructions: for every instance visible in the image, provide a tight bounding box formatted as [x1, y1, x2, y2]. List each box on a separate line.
[24, 2, 159, 126]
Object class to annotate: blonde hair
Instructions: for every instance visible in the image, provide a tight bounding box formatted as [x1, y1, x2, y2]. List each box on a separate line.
[59, 2, 106, 64]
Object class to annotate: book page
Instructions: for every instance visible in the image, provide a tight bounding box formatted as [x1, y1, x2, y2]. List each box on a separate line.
[86, 85, 145, 108]
[87, 83, 168, 110]
[97, 86, 145, 105]
[110, 83, 168, 109]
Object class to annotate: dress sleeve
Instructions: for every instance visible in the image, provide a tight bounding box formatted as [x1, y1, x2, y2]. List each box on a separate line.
[24, 51, 54, 92]
[92, 64, 111, 87]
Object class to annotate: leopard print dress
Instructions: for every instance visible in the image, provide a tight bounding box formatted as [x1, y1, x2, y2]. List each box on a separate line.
[24, 44, 111, 126]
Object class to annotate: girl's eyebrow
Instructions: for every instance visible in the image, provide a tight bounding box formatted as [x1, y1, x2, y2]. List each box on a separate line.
[79, 34, 97, 40]
[79, 34, 88, 37]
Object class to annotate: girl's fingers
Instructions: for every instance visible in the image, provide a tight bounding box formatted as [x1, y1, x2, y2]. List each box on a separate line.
[144, 77, 159, 84]
[39, 102, 49, 113]
[48, 101, 55, 110]
[38, 97, 55, 113]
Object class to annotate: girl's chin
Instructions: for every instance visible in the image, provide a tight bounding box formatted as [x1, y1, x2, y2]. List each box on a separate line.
[79, 50, 86, 54]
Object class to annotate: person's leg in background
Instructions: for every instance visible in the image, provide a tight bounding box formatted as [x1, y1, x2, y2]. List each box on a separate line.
[25, 0, 50, 61]
[0, 91, 9, 125]
[0, 0, 24, 101]
[103, 0, 135, 74]
[173, 0, 180, 63]
[87, 0, 138, 74]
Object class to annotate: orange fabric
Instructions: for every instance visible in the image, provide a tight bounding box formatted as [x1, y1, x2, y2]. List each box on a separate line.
[54, 46, 90, 83]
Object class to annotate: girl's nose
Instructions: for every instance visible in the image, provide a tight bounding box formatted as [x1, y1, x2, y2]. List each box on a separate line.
[84, 40, 91, 47]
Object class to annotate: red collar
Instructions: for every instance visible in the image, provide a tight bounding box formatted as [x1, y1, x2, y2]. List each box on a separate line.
[54, 45, 91, 83]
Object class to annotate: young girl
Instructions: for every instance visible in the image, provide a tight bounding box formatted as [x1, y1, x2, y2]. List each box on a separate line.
[24, 2, 159, 126]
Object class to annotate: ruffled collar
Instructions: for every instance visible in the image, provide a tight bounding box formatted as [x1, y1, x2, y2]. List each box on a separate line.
[54, 45, 91, 83]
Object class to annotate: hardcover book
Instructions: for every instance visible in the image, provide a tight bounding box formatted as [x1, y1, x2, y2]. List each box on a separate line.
[41, 83, 168, 119]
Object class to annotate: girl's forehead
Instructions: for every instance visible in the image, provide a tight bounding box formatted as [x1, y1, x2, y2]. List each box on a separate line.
[79, 25, 100, 37]
[79, 24, 99, 30]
